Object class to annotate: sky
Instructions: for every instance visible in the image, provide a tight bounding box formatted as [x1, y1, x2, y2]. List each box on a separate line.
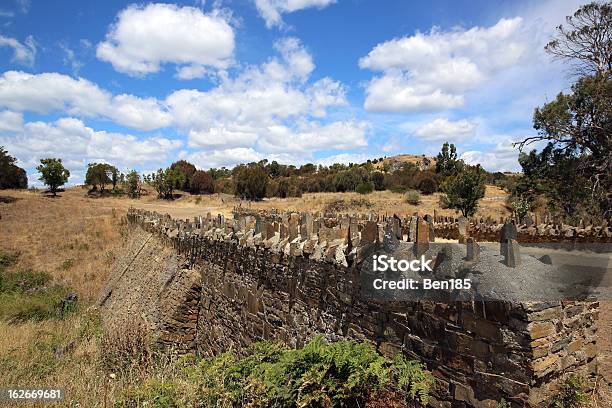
[0, 0, 588, 185]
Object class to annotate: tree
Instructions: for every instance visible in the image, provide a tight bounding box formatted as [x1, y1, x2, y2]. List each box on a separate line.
[233, 163, 268, 200]
[544, 2, 612, 77]
[126, 170, 141, 198]
[190, 170, 214, 194]
[441, 167, 486, 217]
[516, 2, 612, 218]
[435, 142, 463, 176]
[151, 167, 185, 199]
[170, 160, 197, 192]
[36, 158, 70, 196]
[0, 146, 27, 189]
[371, 171, 385, 191]
[85, 163, 117, 192]
[516, 144, 594, 217]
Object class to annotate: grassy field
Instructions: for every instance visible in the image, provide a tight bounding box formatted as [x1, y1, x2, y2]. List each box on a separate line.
[0, 187, 609, 406]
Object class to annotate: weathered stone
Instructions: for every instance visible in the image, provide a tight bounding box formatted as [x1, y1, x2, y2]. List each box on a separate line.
[409, 216, 418, 242]
[503, 239, 521, 268]
[500, 221, 518, 254]
[466, 238, 479, 262]
[289, 213, 300, 241]
[458, 216, 469, 243]
[300, 213, 313, 239]
[424, 214, 435, 242]
[527, 321, 556, 340]
[413, 218, 429, 256]
[362, 221, 378, 243]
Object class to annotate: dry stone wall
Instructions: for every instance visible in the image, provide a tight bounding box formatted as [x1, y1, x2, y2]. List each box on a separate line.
[99, 208, 600, 408]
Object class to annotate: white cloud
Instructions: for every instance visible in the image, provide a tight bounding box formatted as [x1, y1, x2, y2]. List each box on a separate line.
[1, 36, 366, 172]
[96, 3, 235, 78]
[258, 121, 368, 153]
[166, 37, 359, 155]
[183, 147, 264, 169]
[0, 110, 23, 132]
[0, 71, 172, 130]
[175, 64, 208, 80]
[413, 118, 477, 141]
[255, 0, 336, 28]
[0, 35, 36, 66]
[360, 17, 533, 112]
[0, 117, 182, 184]
[314, 153, 370, 166]
[461, 139, 520, 172]
[59, 42, 83, 75]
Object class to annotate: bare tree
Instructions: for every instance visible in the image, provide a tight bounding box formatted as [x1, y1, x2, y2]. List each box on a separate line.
[545, 2, 612, 76]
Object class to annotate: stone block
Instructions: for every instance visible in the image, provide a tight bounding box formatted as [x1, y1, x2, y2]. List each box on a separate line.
[466, 238, 479, 262]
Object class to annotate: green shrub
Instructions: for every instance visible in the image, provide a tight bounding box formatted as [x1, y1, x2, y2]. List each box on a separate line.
[186, 336, 433, 407]
[0, 285, 72, 323]
[0, 250, 18, 268]
[548, 375, 588, 408]
[0, 269, 75, 323]
[0, 269, 51, 293]
[355, 182, 374, 195]
[390, 185, 408, 194]
[116, 380, 181, 408]
[497, 398, 512, 408]
[59, 258, 74, 271]
[405, 190, 421, 205]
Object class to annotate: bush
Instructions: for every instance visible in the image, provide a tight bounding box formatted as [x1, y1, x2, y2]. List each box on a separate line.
[0, 286, 72, 323]
[418, 177, 438, 194]
[185, 337, 433, 407]
[356, 182, 374, 195]
[547, 375, 588, 408]
[0, 269, 51, 293]
[405, 190, 421, 205]
[116, 380, 181, 408]
[0, 266, 75, 323]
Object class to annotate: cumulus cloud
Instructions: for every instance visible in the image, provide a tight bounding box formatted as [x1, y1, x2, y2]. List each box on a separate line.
[255, 0, 336, 28]
[413, 118, 477, 141]
[0, 110, 23, 132]
[182, 147, 264, 169]
[0, 71, 172, 130]
[0, 117, 182, 184]
[96, 3, 235, 77]
[314, 153, 371, 166]
[1, 37, 366, 173]
[0, 35, 36, 66]
[166, 37, 360, 156]
[461, 139, 520, 172]
[359, 17, 533, 112]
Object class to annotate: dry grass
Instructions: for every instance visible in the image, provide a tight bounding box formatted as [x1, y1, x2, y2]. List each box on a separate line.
[0, 188, 123, 303]
[123, 184, 510, 221]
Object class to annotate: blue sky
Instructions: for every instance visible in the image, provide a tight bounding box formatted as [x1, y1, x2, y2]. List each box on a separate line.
[0, 0, 587, 185]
